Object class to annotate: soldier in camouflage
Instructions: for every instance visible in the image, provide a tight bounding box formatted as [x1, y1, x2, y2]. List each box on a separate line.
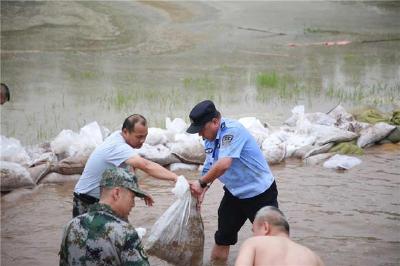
[60, 167, 150, 266]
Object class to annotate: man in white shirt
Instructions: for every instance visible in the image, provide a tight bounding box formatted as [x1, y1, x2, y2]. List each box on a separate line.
[73, 114, 178, 217]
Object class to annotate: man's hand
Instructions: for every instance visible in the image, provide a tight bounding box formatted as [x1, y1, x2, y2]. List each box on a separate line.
[189, 180, 204, 196]
[143, 194, 154, 207]
[196, 186, 209, 211]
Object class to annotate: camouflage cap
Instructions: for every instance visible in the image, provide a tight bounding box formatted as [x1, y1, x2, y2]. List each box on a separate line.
[100, 167, 148, 198]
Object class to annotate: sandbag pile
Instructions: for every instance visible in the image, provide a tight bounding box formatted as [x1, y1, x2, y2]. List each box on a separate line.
[1, 106, 399, 192]
[1, 122, 106, 192]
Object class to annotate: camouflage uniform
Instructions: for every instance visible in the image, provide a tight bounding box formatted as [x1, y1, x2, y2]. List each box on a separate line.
[72, 193, 98, 218]
[60, 167, 150, 265]
[60, 203, 149, 266]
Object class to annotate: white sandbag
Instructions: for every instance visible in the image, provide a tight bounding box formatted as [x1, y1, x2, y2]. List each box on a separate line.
[40, 173, 80, 183]
[303, 143, 335, 159]
[339, 120, 370, 134]
[238, 117, 269, 147]
[27, 163, 51, 184]
[145, 128, 169, 146]
[328, 104, 354, 123]
[146, 176, 204, 266]
[70, 121, 104, 157]
[168, 137, 205, 164]
[169, 163, 199, 171]
[51, 155, 89, 175]
[50, 129, 79, 155]
[304, 153, 335, 166]
[0, 135, 31, 166]
[166, 117, 187, 134]
[285, 134, 316, 157]
[1, 161, 34, 191]
[137, 143, 180, 166]
[311, 124, 358, 145]
[284, 105, 305, 127]
[29, 151, 57, 166]
[238, 117, 265, 130]
[50, 121, 105, 158]
[323, 154, 362, 170]
[357, 122, 396, 148]
[262, 143, 286, 164]
[305, 112, 336, 126]
[261, 131, 286, 149]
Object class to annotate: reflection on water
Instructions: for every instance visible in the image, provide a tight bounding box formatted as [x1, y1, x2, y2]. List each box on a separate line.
[1, 144, 399, 266]
[1, 1, 399, 145]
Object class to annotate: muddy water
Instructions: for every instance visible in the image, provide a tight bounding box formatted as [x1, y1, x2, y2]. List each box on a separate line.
[1, 1, 399, 145]
[1, 144, 399, 266]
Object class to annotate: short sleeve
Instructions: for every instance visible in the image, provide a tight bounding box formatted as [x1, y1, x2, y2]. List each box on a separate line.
[107, 144, 138, 167]
[201, 145, 214, 176]
[218, 127, 246, 159]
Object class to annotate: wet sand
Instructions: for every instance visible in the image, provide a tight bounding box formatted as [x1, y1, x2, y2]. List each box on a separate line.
[1, 144, 399, 266]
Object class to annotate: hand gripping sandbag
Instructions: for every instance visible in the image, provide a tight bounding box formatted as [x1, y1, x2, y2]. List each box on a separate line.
[145, 176, 204, 266]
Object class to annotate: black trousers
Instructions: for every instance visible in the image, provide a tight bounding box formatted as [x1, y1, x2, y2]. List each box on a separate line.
[215, 181, 278, 245]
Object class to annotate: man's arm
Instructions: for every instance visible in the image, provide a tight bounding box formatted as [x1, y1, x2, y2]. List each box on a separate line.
[235, 238, 256, 266]
[190, 157, 232, 196]
[120, 228, 150, 266]
[125, 155, 178, 182]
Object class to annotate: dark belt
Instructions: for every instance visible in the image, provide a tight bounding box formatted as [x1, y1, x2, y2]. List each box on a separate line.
[73, 192, 99, 204]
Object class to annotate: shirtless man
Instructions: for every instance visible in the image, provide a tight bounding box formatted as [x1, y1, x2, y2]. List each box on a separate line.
[235, 206, 324, 266]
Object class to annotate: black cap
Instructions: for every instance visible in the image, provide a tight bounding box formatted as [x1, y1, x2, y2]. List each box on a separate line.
[187, 100, 218, 134]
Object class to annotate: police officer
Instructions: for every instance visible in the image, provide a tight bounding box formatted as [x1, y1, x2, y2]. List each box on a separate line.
[187, 100, 279, 262]
[60, 167, 150, 266]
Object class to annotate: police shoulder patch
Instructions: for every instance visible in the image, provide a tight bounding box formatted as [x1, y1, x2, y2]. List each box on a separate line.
[205, 148, 213, 154]
[222, 134, 233, 146]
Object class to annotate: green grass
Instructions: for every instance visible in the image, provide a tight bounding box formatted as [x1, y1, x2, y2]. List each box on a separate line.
[304, 27, 342, 35]
[256, 72, 279, 88]
[183, 76, 215, 92]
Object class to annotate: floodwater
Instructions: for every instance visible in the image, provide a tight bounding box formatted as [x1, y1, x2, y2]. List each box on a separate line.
[1, 144, 399, 266]
[1, 1, 400, 266]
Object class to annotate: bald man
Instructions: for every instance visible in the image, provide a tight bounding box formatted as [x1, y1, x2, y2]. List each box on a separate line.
[235, 206, 324, 266]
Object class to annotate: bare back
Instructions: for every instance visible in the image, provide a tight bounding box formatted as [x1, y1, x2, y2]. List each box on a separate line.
[235, 236, 324, 266]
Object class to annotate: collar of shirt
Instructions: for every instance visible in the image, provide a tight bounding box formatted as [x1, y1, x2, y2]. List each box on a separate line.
[215, 118, 227, 143]
[89, 203, 128, 222]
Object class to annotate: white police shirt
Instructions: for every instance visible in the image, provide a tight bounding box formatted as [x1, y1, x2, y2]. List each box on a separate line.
[74, 131, 138, 199]
[202, 118, 274, 199]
